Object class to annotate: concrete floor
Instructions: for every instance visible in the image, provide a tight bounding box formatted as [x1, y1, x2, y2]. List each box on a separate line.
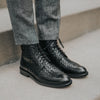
[0, 29, 100, 100]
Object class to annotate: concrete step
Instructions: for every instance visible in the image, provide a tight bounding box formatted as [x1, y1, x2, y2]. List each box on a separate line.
[61, 0, 100, 16]
[0, 29, 100, 100]
[0, 0, 7, 8]
[0, 0, 100, 66]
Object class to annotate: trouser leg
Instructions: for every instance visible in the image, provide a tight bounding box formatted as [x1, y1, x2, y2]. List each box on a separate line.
[6, 0, 39, 45]
[35, 0, 61, 40]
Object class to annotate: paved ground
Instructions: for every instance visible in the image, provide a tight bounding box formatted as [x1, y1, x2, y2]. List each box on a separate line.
[0, 29, 100, 100]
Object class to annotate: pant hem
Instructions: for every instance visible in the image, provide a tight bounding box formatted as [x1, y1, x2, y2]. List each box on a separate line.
[15, 41, 39, 45]
[39, 35, 59, 40]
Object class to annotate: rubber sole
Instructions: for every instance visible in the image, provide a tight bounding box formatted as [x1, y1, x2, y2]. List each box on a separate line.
[67, 71, 88, 78]
[20, 67, 72, 88]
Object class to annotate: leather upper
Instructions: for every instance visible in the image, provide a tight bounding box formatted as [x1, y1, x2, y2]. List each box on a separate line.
[20, 44, 71, 85]
[39, 40, 88, 75]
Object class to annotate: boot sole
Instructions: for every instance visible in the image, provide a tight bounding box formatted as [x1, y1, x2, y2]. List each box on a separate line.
[67, 71, 88, 78]
[20, 66, 72, 88]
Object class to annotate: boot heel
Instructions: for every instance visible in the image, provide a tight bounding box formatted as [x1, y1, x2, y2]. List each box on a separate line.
[20, 69, 30, 77]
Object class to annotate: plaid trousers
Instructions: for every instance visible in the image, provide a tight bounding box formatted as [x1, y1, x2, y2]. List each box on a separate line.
[6, 0, 61, 45]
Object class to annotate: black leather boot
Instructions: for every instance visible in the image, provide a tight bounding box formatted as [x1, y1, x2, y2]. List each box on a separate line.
[39, 40, 88, 78]
[20, 44, 72, 88]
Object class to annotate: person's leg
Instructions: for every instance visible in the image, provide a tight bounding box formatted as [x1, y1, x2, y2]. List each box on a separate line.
[35, 0, 61, 40]
[6, 0, 72, 88]
[6, 0, 39, 45]
[36, 0, 88, 78]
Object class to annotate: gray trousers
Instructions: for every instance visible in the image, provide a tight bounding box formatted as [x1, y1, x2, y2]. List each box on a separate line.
[6, 0, 61, 45]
